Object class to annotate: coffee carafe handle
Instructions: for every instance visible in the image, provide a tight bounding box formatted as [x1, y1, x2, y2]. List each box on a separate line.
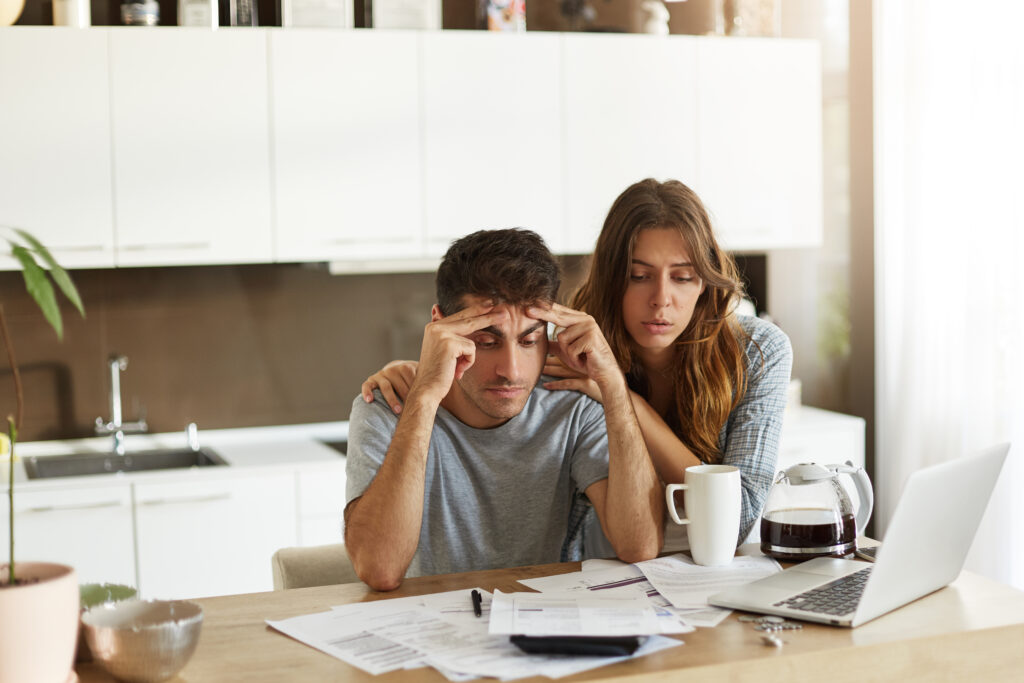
[835, 461, 874, 535]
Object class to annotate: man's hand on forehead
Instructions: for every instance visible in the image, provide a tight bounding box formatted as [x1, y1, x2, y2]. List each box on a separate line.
[526, 303, 620, 382]
[442, 302, 508, 334]
[526, 302, 571, 339]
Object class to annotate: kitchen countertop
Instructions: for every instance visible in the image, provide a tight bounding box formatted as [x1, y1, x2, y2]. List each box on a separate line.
[5, 421, 349, 488]
[5, 406, 860, 488]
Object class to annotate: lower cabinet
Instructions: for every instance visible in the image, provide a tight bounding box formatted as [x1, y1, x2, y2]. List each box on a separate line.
[0, 483, 136, 587]
[4, 458, 345, 599]
[776, 406, 866, 471]
[134, 471, 297, 599]
[296, 462, 346, 547]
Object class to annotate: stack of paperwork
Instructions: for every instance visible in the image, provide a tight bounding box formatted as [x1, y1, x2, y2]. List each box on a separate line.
[266, 553, 781, 680]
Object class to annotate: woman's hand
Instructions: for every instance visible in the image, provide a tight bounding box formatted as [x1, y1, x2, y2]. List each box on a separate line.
[361, 360, 419, 414]
[542, 355, 603, 403]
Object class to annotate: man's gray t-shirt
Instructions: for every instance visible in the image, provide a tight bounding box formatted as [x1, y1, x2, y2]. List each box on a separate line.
[345, 385, 610, 577]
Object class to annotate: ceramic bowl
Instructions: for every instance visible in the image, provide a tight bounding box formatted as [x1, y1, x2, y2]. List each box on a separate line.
[81, 599, 203, 683]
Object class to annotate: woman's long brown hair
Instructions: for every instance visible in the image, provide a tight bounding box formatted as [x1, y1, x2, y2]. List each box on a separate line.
[571, 179, 750, 464]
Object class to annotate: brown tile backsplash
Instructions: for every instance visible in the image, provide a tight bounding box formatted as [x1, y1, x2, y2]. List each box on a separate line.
[0, 257, 589, 443]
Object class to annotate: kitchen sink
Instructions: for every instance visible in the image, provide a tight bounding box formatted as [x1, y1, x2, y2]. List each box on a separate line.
[23, 448, 227, 480]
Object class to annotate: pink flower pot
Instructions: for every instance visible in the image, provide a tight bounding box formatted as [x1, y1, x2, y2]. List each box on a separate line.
[0, 562, 80, 683]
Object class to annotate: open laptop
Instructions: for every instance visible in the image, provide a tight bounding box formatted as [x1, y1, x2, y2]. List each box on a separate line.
[709, 443, 1010, 627]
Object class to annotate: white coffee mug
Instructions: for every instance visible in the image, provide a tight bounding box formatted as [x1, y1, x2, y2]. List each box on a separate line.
[665, 464, 741, 566]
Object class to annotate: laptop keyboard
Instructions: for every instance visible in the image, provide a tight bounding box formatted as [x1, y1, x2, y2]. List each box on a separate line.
[774, 566, 874, 616]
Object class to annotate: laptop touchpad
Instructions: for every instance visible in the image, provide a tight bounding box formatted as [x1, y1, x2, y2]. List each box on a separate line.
[759, 571, 828, 591]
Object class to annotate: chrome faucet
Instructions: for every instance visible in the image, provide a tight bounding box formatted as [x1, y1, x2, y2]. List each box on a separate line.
[95, 353, 148, 456]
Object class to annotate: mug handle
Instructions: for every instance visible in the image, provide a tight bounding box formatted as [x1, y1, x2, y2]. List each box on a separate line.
[665, 483, 690, 525]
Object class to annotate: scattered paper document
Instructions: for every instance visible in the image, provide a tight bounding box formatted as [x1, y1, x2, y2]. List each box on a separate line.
[426, 633, 682, 681]
[267, 587, 684, 680]
[666, 605, 731, 628]
[581, 558, 629, 572]
[267, 605, 429, 675]
[519, 563, 649, 595]
[636, 553, 781, 609]
[519, 563, 720, 630]
[419, 588, 491, 625]
[488, 590, 676, 636]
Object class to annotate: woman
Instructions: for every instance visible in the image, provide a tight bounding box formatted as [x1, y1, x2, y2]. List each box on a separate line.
[362, 178, 792, 554]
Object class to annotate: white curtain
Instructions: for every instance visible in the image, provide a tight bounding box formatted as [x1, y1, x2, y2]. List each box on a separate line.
[874, 1, 1024, 588]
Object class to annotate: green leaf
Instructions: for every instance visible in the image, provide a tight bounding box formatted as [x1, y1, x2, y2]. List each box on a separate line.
[11, 245, 63, 340]
[12, 228, 85, 317]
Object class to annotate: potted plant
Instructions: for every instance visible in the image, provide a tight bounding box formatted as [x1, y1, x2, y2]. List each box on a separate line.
[1, 227, 86, 683]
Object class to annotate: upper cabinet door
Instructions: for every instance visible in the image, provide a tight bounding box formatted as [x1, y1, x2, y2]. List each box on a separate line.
[422, 32, 563, 255]
[694, 38, 823, 250]
[271, 29, 422, 263]
[109, 28, 273, 266]
[0, 28, 115, 269]
[563, 34, 699, 255]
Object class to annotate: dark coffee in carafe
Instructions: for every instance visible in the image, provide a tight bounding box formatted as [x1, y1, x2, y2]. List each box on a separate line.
[760, 508, 857, 561]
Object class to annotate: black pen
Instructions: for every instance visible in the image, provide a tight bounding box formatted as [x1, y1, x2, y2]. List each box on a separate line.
[471, 589, 482, 617]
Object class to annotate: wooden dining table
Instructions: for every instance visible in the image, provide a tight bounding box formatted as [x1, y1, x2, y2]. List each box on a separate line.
[76, 557, 1024, 683]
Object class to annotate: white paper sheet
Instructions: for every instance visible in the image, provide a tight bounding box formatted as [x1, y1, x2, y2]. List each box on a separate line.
[581, 558, 629, 572]
[420, 588, 492, 625]
[267, 606, 429, 675]
[636, 553, 782, 608]
[664, 605, 731, 628]
[518, 563, 648, 594]
[268, 587, 684, 680]
[487, 590, 668, 636]
[516, 565, 694, 634]
[426, 633, 684, 681]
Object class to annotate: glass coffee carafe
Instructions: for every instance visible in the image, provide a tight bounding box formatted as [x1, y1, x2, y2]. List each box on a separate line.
[760, 461, 873, 561]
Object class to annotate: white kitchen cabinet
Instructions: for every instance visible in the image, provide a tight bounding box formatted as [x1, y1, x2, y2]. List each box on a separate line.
[108, 28, 273, 267]
[421, 32, 564, 255]
[1, 28, 822, 270]
[0, 28, 115, 269]
[693, 38, 822, 250]
[271, 30, 423, 263]
[296, 461, 346, 546]
[562, 34, 699, 254]
[133, 470, 296, 599]
[776, 406, 865, 472]
[0, 482, 135, 586]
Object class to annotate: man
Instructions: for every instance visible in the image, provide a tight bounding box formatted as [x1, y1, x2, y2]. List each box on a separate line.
[344, 229, 663, 591]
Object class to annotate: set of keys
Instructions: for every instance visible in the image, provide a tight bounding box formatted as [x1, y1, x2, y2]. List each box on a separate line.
[737, 614, 804, 648]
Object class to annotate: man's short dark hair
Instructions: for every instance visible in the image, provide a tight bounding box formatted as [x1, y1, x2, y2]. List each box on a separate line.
[436, 229, 561, 316]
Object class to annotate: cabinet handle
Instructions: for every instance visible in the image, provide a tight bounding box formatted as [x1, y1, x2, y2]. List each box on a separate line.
[120, 242, 210, 252]
[52, 245, 108, 253]
[139, 493, 232, 506]
[23, 500, 125, 513]
[322, 236, 408, 246]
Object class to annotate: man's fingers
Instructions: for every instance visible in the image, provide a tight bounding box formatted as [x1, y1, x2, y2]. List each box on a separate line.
[527, 302, 585, 328]
[438, 306, 508, 335]
[551, 321, 587, 347]
[553, 339, 587, 373]
[453, 340, 476, 380]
